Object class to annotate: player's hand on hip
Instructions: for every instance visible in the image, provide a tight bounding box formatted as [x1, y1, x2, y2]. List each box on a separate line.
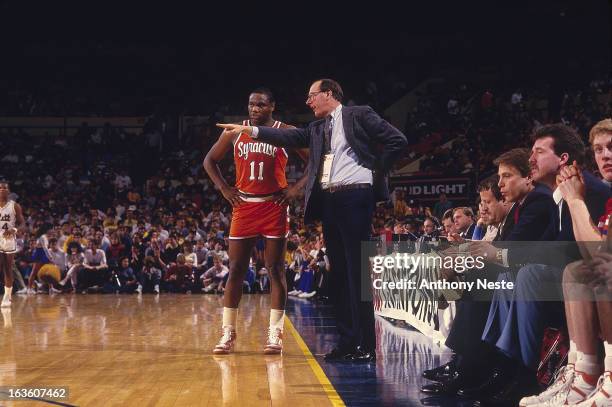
[216, 123, 252, 137]
[221, 186, 245, 207]
[275, 186, 302, 206]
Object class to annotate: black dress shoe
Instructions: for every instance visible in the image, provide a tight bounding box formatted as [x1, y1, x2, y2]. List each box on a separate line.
[348, 347, 376, 363]
[421, 371, 472, 395]
[421, 382, 452, 395]
[456, 369, 509, 399]
[423, 357, 458, 382]
[481, 373, 540, 406]
[323, 347, 353, 361]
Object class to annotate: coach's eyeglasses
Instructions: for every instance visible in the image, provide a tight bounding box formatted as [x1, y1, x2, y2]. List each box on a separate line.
[306, 90, 328, 102]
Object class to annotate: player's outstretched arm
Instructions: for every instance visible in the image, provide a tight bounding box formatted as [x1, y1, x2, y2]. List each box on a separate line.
[218, 123, 309, 149]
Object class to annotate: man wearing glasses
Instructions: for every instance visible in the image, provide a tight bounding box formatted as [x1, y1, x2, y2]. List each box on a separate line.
[218, 79, 407, 362]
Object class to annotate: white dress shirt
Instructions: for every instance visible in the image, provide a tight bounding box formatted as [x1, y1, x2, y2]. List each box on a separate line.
[323, 104, 373, 188]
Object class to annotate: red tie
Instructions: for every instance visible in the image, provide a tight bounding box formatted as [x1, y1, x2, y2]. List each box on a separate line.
[513, 204, 520, 224]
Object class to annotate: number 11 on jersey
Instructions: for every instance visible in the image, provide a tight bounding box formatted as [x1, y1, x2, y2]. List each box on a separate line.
[249, 161, 264, 181]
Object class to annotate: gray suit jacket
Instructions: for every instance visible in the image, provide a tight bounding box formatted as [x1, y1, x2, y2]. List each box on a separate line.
[256, 105, 408, 222]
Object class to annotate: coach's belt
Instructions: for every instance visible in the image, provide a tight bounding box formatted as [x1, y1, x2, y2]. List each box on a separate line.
[322, 183, 372, 193]
[238, 190, 281, 202]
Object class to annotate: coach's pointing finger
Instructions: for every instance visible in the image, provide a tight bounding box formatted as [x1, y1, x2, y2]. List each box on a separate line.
[216, 123, 253, 137]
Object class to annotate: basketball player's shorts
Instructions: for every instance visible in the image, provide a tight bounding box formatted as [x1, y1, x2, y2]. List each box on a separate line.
[229, 198, 289, 240]
[38, 264, 61, 283]
[0, 236, 17, 254]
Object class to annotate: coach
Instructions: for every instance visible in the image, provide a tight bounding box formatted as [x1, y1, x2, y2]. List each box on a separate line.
[218, 79, 407, 362]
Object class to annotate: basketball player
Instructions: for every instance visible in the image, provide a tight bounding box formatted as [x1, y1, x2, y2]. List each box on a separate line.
[203, 88, 307, 354]
[0, 181, 25, 308]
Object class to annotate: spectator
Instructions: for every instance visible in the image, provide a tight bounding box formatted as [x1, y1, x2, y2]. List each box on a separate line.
[136, 256, 161, 294]
[59, 241, 85, 292]
[201, 255, 229, 293]
[433, 193, 453, 220]
[393, 190, 411, 218]
[48, 237, 67, 276]
[164, 254, 193, 293]
[419, 217, 441, 242]
[106, 234, 126, 269]
[80, 240, 109, 293]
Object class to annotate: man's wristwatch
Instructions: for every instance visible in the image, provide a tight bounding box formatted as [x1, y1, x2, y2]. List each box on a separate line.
[495, 248, 503, 263]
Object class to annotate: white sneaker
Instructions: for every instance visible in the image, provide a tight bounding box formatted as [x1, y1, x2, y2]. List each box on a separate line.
[574, 371, 612, 407]
[58, 279, 66, 287]
[35, 281, 43, 289]
[534, 370, 596, 406]
[213, 327, 237, 355]
[26, 288, 37, 295]
[49, 287, 62, 295]
[15, 288, 27, 295]
[154, 284, 160, 294]
[1, 296, 10, 308]
[288, 290, 299, 296]
[264, 327, 283, 355]
[136, 285, 143, 294]
[300, 291, 317, 298]
[521, 365, 574, 406]
[289, 290, 302, 296]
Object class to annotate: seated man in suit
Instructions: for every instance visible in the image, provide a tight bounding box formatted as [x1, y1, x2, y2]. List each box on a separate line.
[464, 124, 611, 405]
[422, 148, 557, 396]
[442, 209, 458, 239]
[452, 207, 476, 239]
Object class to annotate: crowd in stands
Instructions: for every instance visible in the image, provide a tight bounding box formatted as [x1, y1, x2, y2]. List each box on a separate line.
[403, 74, 612, 178]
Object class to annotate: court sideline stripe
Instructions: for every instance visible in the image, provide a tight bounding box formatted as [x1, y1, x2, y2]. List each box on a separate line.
[284, 316, 345, 407]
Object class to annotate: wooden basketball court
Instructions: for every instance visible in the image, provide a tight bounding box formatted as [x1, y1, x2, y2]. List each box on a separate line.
[0, 294, 342, 406]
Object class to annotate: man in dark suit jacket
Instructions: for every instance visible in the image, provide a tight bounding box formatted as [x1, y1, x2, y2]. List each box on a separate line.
[452, 207, 477, 239]
[217, 79, 408, 362]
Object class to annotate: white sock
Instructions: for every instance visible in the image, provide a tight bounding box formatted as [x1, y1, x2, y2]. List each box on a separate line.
[569, 340, 578, 365]
[576, 350, 601, 376]
[605, 340, 612, 372]
[269, 309, 285, 331]
[3, 286, 12, 300]
[222, 307, 238, 329]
